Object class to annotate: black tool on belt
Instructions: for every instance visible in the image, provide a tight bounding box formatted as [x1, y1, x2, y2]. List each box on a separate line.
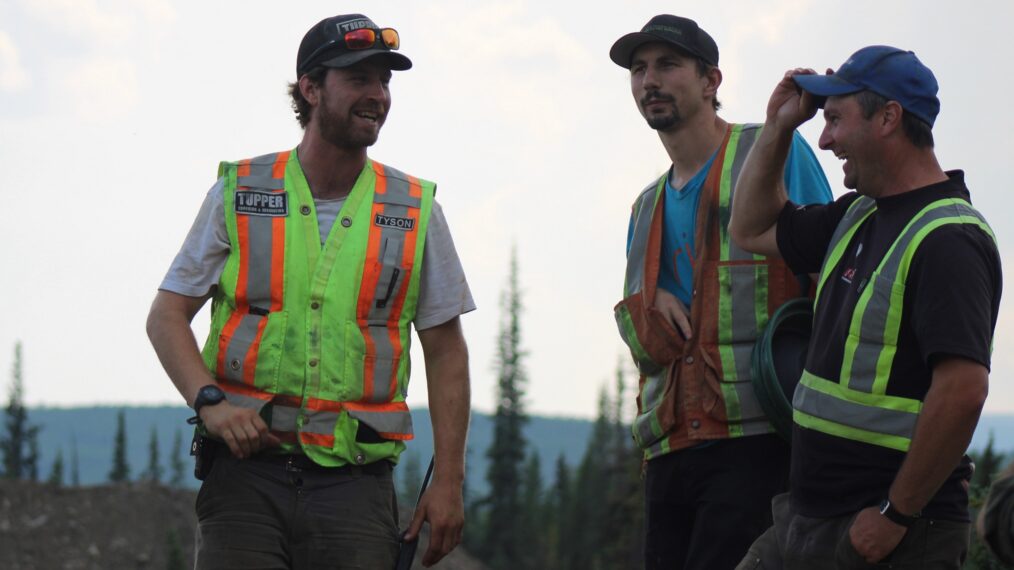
[395, 456, 435, 570]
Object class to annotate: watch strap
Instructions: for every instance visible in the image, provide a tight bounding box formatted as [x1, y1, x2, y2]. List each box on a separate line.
[879, 499, 920, 528]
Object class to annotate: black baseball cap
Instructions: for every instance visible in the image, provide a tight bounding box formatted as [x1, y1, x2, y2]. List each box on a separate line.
[296, 14, 412, 77]
[793, 45, 939, 127]
[610, 15, 719, 69]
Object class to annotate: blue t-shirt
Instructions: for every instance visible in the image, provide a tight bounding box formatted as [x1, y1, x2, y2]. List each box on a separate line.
[627, 130, 832, 306]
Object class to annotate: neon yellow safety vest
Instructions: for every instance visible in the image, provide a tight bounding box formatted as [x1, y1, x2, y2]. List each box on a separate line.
[200, 150, 434, 466]
[793, 196, 995, 452]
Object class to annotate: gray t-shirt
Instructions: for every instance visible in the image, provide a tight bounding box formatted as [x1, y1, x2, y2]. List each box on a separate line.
[160, 179, 475, 330]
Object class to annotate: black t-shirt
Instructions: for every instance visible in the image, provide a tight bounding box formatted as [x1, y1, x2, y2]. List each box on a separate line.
[776, 171, 1002, 521]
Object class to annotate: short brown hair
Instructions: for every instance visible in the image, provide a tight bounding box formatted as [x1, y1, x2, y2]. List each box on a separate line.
[854, 90, 933, 148]
[288, 67, 329, 128]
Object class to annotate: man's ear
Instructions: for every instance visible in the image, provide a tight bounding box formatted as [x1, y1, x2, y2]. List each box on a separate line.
[299, 74, 320, 106]
[879, 100, 903, 136]
[703, 66, 723, 100]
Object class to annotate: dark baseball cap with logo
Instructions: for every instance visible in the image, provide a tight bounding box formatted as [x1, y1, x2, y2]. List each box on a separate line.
[296, 14, 412, 77]
[609, 14, 719, 69]
[793, 45, 940, 127]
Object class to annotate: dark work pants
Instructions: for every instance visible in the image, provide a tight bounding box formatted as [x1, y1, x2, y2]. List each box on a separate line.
[194, 454, 400, 570]
[645, 434, 790, 570]
[735, 493, 970, 569]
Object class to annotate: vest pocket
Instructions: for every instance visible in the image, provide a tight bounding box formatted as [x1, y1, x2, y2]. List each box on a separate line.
[631, 367, 677, 449]
[614, 292, 685, 373]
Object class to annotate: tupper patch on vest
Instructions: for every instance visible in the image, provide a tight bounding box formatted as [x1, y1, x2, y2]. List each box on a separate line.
[235, 191, 288, 217]
[374, 213, 415, 231]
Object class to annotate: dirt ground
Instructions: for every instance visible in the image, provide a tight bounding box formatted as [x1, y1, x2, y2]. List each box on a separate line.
[0, 480, 486, 570]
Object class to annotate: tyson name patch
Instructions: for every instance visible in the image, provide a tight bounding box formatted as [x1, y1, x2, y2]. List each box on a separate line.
[374, 213, 415, 231]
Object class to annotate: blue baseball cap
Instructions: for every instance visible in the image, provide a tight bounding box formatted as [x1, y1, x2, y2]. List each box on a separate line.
[793, 45, 939, 127]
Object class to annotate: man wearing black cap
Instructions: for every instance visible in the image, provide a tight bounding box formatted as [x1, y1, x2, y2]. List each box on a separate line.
[730, 46, 1001, 569]
[609, 15, 831, 570]
[147, 14, 473, 569]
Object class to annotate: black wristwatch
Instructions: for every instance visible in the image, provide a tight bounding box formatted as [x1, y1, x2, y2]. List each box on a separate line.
[879, 499, 920, 528]
[193, 384, 227, 415]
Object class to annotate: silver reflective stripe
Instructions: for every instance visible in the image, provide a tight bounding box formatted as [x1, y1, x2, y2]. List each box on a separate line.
[793, 376, 917, 439]
[237, 175, 285, 190]
[625, 180, 662, 296]
[846, 200, 988, 391]
[302, 409, 341, 435]
[221, 314, 264, 383]
[633, 371, 667, 446]
[223, 391, 270, 414]
[238, 152, 283, 310]
[725, 125, 762, 262]
[245, 214, 274, 309]
[270, 404, 300, 433]
[347, 409, 413, 436]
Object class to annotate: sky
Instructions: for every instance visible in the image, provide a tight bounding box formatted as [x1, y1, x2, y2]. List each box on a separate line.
[1, 0, 1013, 420]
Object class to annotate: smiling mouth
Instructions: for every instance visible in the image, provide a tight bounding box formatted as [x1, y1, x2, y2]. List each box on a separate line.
[354, 111, 380, 123]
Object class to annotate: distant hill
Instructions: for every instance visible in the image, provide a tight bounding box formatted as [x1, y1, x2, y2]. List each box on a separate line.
[23, 406, 1014, 492]
[26, 406, 594, 495]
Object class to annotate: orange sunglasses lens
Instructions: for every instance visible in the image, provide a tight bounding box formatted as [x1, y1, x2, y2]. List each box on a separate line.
[380, 28, 400, 50]
[344, 29, 377, 49]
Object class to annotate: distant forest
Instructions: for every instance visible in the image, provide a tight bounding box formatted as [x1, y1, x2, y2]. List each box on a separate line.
[5, 252, 1014, 568]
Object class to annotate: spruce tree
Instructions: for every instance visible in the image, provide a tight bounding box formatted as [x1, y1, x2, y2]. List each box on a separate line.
[519, 451, 546, 568]
[108, 409, 130, 483]
[1, 341, 40, 480]
[168, 429, 186, 488]
[480, 248, 529, 568]
[143, 425, 162, 483]
[26, 431, 39, 481]
[47, 449, 64, 486]
[550, 454, 575, 569]
[70, 435, 80, 487]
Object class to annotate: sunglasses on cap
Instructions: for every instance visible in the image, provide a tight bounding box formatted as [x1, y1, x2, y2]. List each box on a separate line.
[303, 28, 401, 68]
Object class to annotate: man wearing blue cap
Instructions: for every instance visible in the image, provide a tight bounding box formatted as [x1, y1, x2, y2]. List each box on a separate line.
[147, 13, 473, 569]
[609, 14, 831, 570]
[730, 46, 1002, 568]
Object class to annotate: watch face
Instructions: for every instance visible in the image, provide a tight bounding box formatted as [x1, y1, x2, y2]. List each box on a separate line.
[197, 385, 225, 410]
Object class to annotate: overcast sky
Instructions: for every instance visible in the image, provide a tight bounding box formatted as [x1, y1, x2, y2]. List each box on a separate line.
[2, 0, 1012, 420]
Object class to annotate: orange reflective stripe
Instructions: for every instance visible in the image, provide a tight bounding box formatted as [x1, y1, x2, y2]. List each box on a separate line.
[300, 432, 335, 447]
[270, 152, 289, 312]
[343, 401, 409, 413]
[356, 164, 388, 401]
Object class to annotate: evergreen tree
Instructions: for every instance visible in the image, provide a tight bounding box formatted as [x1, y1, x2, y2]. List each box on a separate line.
[109, 409, 130, 483]
[143, 425, 163, 483]
[1, 341, 40, 480]
[26, 430, 39, 481]
[519, 451, 546, 568]
[47, 449, 64, 486]
[547, 454, 573, 568]
[479, 249, 529, 568]
[972, 432, 1003, 490]
[70, 435, 80, 487]
[169, 428, 186, 488]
